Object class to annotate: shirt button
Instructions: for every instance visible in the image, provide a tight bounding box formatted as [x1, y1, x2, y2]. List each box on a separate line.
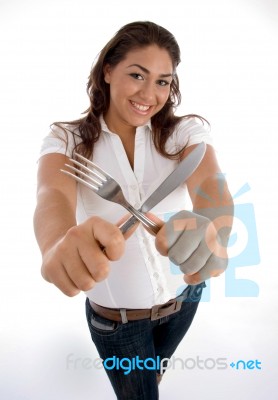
[134, 202, 140, 208]
[153, 272, 159, 279]
[130, 185, 137, 190]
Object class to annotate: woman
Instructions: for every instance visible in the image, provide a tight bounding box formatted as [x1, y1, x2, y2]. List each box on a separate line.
[34, 21, 233, 399]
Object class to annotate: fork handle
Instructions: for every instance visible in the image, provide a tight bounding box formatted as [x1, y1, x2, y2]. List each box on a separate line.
[123, 206, 160, 235]
[119, 215, 139, 234]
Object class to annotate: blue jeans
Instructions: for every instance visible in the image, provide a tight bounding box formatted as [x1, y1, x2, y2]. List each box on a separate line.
[85, 283, 206, 400]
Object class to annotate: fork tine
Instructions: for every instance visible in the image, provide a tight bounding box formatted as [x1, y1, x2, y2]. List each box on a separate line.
[60, 169, 99, 191]
[64, 164, 104, 187]
[70, 158, 107, 183]
[74, 153, 113, 180]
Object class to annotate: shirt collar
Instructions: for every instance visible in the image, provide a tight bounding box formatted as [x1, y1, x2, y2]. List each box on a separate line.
[100, 114, 152, 134]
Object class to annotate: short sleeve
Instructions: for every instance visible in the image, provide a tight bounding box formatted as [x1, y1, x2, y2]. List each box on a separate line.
[39, 124, 81, 159]
[174, 117, 213, 149]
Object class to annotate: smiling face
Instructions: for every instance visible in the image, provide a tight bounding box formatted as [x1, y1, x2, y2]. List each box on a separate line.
[103, 45, 173, 135]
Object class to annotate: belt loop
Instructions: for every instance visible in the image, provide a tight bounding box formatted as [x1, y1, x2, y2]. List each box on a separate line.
[120, 308, 128, 324]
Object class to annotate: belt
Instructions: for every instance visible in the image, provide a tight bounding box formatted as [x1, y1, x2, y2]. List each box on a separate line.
[89, 297, 183, 324]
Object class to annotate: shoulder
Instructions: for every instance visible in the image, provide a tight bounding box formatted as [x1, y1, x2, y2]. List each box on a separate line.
[50, 123, 81, 140]
[174, 115, 210, 135]
[174, 116, 213, 147]
[39, 123, 82, 159]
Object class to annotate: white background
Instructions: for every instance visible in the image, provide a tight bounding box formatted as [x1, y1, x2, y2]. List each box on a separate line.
[0, 0, 277, 399]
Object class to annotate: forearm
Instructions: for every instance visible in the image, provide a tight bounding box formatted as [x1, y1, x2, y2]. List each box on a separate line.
[33, 187, 77, 256]
[155, 146, 234, 284]
[192, 174, 234, 246]
[32, 154, 127, 295]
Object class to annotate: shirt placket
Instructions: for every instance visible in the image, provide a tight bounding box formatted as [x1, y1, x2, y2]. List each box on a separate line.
[108, 125, 171, 304]
[108, 134, 141, 208]
[134, 127, 172, 304]
[138, 231, 171, 303]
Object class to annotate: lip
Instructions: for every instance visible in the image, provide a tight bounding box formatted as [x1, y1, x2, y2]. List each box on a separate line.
[129, 100, 153, 115]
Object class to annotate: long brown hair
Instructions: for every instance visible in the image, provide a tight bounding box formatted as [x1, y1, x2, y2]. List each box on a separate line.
[53, 21, 208, 159]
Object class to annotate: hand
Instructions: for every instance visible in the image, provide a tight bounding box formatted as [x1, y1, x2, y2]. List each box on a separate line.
[155, 209, 233, 285]
[41, 216, 131, 296]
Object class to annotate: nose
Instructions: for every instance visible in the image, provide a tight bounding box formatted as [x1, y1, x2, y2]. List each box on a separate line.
[139, 82, 155, 103]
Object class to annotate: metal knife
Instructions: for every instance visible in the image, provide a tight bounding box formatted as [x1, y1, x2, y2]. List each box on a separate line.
[120, 141, 206, 234]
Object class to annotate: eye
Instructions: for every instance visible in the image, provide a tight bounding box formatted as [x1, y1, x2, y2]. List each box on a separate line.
[157, 79, 170, 87]
[129, 73, 144, 80]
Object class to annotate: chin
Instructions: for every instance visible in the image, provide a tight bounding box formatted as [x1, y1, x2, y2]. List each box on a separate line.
[128, 114, 152, 127]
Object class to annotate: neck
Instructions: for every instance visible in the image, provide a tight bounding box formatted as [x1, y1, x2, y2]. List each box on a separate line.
[103, 114, 136, 138]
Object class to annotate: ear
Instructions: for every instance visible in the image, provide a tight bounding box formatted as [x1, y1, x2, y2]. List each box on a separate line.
[103, 64, 112, 84]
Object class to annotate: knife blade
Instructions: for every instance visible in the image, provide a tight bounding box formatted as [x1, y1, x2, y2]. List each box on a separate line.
[120, 141, 206, 234]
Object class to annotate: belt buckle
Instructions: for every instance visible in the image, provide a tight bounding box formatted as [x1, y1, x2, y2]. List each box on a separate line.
[150, 299, 182, 321]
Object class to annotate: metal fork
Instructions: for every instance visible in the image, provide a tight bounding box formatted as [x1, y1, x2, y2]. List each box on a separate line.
[61, 153, 160, 234]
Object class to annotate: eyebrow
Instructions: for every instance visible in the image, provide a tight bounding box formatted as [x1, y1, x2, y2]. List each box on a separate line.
[127, 64, 173, 78]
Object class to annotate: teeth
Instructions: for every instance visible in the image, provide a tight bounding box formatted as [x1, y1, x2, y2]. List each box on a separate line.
[131, 101, 150, 111]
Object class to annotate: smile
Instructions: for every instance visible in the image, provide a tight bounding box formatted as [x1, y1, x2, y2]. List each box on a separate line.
[130, 101, 151, 112]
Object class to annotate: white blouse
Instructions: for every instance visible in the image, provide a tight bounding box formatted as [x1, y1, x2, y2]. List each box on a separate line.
[39, 115, 213, 308]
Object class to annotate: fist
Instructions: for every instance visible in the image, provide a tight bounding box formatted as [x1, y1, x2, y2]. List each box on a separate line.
[156, 209, 233, 285]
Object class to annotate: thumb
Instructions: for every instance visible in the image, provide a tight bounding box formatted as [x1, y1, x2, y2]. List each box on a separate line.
[145, 212, 164, 228]
[144, 212, 164, 236]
